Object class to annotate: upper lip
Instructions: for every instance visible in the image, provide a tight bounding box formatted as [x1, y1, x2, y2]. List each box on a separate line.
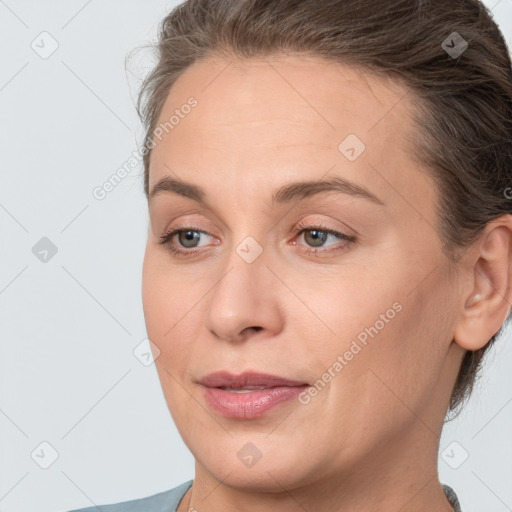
[198, 371, 308, 389]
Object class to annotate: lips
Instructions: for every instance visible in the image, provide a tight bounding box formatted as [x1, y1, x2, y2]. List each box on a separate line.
[198, 371, 309, 419]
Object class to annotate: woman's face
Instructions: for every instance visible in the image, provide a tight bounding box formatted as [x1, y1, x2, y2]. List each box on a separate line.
[142, 54, 465, 491]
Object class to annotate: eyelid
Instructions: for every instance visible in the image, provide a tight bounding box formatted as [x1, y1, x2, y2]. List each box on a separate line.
[293, 215, 357, 237]
[151, 206, 228, 234]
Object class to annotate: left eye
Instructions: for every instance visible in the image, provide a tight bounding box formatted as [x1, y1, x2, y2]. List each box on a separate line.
[292, 225, 356, 254]
[172, 229, 207, 248]
[297, 227, 345, 248]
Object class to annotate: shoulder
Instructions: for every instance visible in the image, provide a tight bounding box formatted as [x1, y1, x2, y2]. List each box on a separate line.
[65, 480, 193, 512]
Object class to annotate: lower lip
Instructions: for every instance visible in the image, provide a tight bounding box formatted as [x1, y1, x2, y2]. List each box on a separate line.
[202, 385, 308, 419]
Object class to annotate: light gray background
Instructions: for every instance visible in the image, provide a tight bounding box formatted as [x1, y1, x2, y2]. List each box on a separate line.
[1, 1, 511, 511]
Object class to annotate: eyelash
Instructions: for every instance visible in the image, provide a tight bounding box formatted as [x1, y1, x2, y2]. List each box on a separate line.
[158, 221, 356, 257]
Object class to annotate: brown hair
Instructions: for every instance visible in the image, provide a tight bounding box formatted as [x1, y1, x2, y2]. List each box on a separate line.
[135, 0, 512, 413]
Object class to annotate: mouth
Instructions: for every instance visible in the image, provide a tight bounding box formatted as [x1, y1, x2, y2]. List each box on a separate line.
[218, 386, 272, 393]
[198, 371, 309, 419]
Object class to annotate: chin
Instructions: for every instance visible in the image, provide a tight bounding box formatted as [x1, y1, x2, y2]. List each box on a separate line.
[184, 429, 325, 492]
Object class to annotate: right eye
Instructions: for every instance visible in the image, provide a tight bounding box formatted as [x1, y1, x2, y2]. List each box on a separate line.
[159, 225, 216, 256]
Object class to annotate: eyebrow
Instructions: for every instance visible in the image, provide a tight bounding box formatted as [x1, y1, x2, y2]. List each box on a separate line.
[149, 175, 384, 206]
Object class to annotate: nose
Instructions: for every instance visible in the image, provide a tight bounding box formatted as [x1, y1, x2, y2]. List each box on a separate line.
[204, 240, 284, 344]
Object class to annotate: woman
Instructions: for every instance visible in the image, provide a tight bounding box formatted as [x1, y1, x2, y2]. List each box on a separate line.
[69, 0, 512, 510]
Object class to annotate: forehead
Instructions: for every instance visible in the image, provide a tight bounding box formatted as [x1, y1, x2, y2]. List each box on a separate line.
[155, 54, 412, 137]
[148, 53, 431, 215]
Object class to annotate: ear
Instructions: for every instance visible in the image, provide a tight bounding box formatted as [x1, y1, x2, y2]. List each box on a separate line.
[454, 215, 512, 351]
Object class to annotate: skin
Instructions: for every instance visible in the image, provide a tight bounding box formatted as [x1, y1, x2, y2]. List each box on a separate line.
[141, 53, 512, 512]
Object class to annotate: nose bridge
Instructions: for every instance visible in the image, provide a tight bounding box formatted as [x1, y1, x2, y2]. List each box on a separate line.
[204, 232, 280, 341]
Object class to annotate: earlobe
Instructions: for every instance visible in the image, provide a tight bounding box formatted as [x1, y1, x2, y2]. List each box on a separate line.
[453, 217, 512, 351]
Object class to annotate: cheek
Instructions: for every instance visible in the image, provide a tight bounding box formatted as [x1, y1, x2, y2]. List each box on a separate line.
[142, 249, 219, 395]
[284, 262, 404, 360]
[142, 248, 193, 337]
[302, 255, 453, 414]
[340, 269, 456, 422]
